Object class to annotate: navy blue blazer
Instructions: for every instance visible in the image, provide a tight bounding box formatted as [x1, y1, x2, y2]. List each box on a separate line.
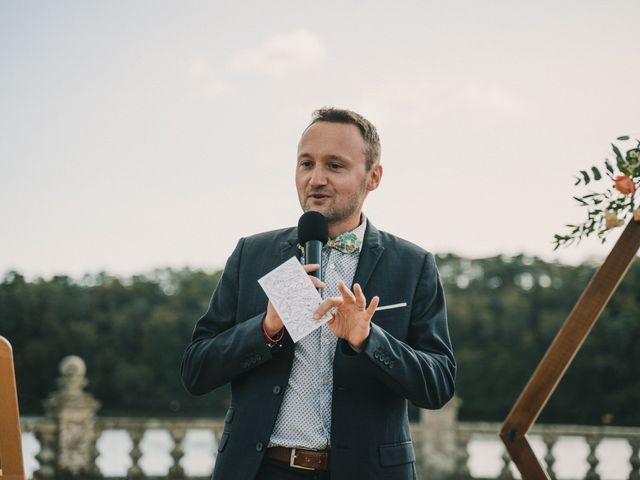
[181, 221, 456, 480]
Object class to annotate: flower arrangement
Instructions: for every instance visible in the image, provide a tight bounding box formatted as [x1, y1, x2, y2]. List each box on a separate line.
[553, 136, 640, 250]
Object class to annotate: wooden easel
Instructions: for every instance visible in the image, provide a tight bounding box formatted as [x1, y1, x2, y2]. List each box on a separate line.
[0, 337, 25, 480]
[500, 220, 640, 479]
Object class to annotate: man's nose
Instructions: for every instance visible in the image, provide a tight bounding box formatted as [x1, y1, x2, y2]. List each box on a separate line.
[308, 166, 327, 186]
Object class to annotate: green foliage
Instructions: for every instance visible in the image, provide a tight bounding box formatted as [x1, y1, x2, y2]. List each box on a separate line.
[1, 257, 639, 426]
[433, 254, 640, 426]
[0, 268, 227, 417]
[555, 137, 640, 250]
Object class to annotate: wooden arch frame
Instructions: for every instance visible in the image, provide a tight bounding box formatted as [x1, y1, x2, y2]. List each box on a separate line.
[0, 336, 25, 480]
[500, 220, 640, 479]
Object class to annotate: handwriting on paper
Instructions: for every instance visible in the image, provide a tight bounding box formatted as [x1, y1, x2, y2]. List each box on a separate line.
[258, 256, 332, 342]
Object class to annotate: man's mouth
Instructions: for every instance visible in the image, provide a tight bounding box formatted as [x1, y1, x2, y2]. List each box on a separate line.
[308, 193, 331, 200]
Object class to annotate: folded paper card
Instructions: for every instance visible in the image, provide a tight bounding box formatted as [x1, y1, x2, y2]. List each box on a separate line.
[258, 256, 332, 343]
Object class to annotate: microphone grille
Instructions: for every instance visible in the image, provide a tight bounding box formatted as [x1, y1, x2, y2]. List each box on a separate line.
[297, 211, 329, 245]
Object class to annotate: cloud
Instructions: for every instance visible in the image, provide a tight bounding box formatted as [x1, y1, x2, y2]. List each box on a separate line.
[227, 29, 326, 75]
[361, 79, 524, 128]
[184, 28, 326, 98]
[186, 53, 229, 99]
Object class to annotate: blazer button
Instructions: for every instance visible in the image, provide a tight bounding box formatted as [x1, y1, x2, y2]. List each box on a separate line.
[273, 385, 281, 395]
[374, 352, 380, 359]
[256, 442, 264, 452]
[256, 354, 262, 361]
[384, 359, 390, 366]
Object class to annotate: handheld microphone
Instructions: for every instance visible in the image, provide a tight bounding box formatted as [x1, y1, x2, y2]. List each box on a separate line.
[297, 211, 328, 289]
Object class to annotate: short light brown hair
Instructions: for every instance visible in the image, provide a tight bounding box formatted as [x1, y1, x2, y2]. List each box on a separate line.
[308, 107, 381, 171]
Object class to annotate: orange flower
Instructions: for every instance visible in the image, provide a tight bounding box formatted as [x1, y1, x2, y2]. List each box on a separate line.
[614, 175, 636, 195]
[634, 208, 640, 222]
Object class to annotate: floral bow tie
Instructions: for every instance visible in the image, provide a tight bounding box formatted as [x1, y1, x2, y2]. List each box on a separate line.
[325, 231, 362, 254]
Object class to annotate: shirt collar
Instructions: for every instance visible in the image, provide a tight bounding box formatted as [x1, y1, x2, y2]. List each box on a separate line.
[331, 213, 367, 244]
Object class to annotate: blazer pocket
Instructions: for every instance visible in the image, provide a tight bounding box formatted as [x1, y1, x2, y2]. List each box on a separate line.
[372, 305, 411, 339]
[379, 441, 415, 466]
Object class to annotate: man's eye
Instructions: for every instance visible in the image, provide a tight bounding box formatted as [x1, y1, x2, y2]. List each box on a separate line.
[329, 163, 343, 170]
[299, 161, 313, 168]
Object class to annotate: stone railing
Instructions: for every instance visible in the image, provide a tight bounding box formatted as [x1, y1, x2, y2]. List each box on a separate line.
[454, 422, 640, 480]
[21, 416, 225, 480]
[19, 356, 640, 480]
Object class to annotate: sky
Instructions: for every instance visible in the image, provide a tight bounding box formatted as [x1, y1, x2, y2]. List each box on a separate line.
[1, 1, 639, 279]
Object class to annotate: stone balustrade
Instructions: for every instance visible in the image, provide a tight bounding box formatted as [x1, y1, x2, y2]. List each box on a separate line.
[18, 356, 640, 480]
[455, 422, 640, 480]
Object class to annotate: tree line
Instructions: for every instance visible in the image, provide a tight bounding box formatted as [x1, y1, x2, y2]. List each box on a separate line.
[1, 254, 638, 425]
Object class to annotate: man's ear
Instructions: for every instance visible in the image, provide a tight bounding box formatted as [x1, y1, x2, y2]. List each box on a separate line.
[367, 164, 383, 192]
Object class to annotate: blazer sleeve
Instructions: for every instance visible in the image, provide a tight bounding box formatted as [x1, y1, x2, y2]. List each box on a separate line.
[341, 252, 456, 409]
[180, 238, 275, 395]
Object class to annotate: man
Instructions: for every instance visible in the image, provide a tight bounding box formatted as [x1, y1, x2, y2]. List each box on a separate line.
[181, 108, 456, 480]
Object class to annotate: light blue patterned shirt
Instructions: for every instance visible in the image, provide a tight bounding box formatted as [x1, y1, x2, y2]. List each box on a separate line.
[268, 217, 367, 449]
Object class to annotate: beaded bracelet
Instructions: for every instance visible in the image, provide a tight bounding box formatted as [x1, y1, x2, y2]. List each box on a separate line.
[262, 318, 284, 344]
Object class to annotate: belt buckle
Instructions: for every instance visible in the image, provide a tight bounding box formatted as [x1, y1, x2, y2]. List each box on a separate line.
[289, 448, 314, 470]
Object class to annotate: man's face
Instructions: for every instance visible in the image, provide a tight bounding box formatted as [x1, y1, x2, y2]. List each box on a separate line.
[296, 121, 381, 230]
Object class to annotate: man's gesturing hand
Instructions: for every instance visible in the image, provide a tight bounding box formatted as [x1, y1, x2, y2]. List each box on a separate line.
[314, 282, 379, 350]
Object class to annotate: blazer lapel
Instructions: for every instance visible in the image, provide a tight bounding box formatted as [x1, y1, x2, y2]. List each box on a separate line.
[353, 221, 384, 291]
[281, 229, 301, 262]
[333, 221, 385, 365]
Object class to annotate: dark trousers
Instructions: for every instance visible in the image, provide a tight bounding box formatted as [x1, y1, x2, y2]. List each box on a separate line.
[254, 457, 331, 480]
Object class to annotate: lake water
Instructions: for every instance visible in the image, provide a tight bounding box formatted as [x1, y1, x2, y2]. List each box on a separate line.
[21, 431, 631, 479]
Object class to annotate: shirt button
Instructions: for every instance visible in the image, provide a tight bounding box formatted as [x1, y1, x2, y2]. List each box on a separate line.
[255, 442, 264, 452]
[323, 375, 330, 385]
[329, 263, 336, 269]
[273, 385, 281, 395]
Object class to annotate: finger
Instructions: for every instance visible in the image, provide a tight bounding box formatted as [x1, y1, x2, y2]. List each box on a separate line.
[366, 296, 380, 317]
[314, 297, 344, 319]
[303, 264, 320, 273]
[338, 281, 356, 303]
[353, 283, 367, 309]
[309, 276, 326, 289]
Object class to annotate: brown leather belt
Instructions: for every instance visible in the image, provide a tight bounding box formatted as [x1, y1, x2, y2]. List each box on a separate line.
[267, 446, 330, 471]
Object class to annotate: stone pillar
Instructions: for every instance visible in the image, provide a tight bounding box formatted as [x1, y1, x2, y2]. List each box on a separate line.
[420, 396, 461, 480]
[43, 355, 101, 478]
